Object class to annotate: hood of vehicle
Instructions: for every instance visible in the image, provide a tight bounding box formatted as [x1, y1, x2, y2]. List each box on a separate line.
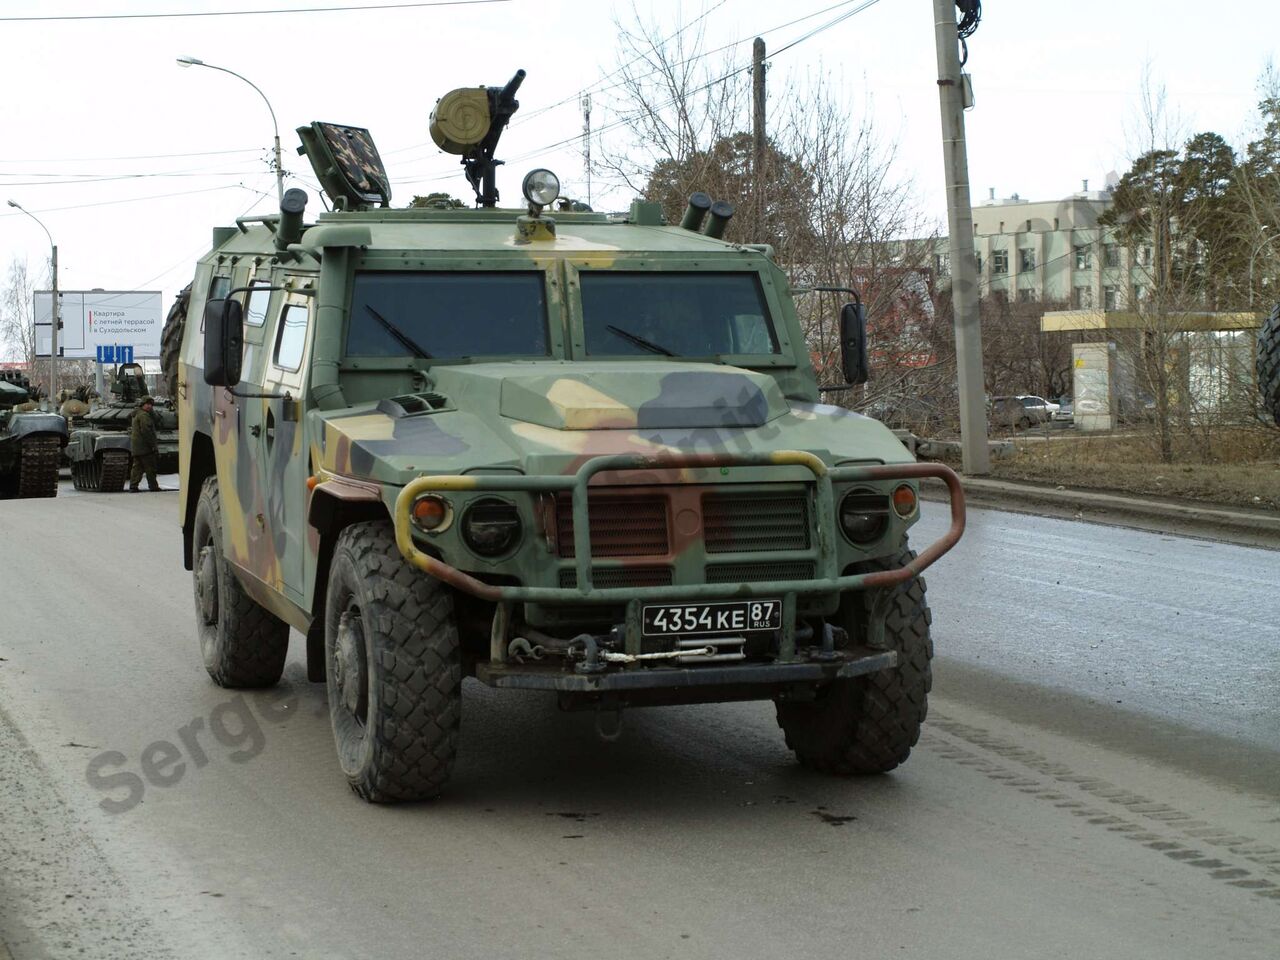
[311, 363, 911, 485]
[493, 362, 788, 430]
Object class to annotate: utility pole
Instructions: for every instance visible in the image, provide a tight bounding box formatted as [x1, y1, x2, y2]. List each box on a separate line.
[932, 0, 989, 474]
[752, 38, 766, 232]
[50, 244, 58, 402]
[581, 93, 592, 208]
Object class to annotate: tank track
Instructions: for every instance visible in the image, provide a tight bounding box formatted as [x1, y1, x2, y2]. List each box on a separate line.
[16, 435, 61, 498]
[72, 449, 130, 492]
[98, 450, 130, 492]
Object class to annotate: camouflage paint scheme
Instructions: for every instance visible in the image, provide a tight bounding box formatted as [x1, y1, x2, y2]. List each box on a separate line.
[176, 206, 935, 651]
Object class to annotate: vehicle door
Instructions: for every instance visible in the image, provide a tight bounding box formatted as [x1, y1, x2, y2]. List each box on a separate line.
[243, 286, 313, 602]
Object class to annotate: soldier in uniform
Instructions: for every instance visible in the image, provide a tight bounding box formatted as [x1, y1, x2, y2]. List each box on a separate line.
[129, 396, 161, 492]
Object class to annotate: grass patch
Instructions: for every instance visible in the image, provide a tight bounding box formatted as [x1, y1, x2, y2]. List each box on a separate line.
[986, 425, 1280, 510]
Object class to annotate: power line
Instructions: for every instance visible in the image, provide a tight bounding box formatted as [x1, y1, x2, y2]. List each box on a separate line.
[0, 170, 268, 187]
[0, 0, 510, 22]
[0, 148, 261, 164]
[387, 0, 878, 164]
[395, 0, 885, 186]
[0, 184, 262, 217]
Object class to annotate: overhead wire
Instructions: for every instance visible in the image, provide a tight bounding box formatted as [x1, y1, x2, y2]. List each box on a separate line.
[0, 0, 510, 22]
[0, 147, 262, 164]
[393, 0, 887, 188]
[386, 0, 881, 167]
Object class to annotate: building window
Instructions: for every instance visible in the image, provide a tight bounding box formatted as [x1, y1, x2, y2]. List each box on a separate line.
[1073, 286, 1094, 309]
[1074, 245, 1093, 270]
[1103, 243, 1119, 268]
[1132, 283, 1147, 305]
[1103, 285, 1118, 311]
[1138, 245, 1153, 267]
[934, 253, 950, 277]
[1019, 248, 1036, 272]
[974, 251, 984, 273]
[1017, 287, 1036, 304]
[992, 249, 1009, 275]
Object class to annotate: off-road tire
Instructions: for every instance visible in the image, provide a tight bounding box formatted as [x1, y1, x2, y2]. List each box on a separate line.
[16, 436, 60, 498]
[1258, 302, 1280, 426]
[775, 541, 933, 775]
[97, 450, 130, 493]
[325, 520, 460, 803]
[160, 283, 190, 404]
[191, 477, 289, 687]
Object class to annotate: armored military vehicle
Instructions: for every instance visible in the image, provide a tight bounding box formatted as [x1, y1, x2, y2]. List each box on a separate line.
[67, 362, 178, 492]
[0, 369, 66, 499]
[1260, 303, 1280, 424]
[168, 72, 965, 803]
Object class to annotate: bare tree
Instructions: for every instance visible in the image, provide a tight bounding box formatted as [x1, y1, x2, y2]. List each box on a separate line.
[596, 10, 939, 427]
[1, 257, 39, 368]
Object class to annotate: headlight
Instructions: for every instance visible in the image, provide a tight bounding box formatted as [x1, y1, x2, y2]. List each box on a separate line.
[462, 497, 522, 557]
[521, 168, 560, 207]
[839, 489, 889, 544]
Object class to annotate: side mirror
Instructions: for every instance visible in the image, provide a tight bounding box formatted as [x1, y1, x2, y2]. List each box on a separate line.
[839, 301, 869, 386]
[203, 298, 243, 387]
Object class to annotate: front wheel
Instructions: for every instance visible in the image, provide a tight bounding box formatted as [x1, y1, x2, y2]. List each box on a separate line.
[775, 541, 933, 774]
[325, 520, 461, 802]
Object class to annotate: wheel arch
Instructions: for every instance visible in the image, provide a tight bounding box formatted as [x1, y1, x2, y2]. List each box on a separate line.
[182, 431, 217, 570]
[305, 487, 390, 682]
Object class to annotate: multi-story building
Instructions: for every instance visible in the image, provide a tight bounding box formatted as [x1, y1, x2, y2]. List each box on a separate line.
[932, 181, 1160, 309]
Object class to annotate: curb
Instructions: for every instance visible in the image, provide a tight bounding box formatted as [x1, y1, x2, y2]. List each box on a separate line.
[920, 476, 1280, 550]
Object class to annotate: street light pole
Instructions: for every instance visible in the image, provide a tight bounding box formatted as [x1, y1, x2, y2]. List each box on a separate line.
[7, 200, 58, 402]
[176, 56, 283, 204]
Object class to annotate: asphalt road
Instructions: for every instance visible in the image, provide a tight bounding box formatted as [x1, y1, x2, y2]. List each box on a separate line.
[1, 482, 1277, 960]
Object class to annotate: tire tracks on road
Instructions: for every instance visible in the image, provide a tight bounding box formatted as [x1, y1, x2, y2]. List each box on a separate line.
[923, 711, 1280, 905]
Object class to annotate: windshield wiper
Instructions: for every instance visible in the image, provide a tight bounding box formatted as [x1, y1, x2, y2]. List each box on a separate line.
[606, 324, 675, 356]
[366, 304, 433, 359]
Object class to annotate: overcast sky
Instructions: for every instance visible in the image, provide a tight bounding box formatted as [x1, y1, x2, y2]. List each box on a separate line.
[1, 0, 1276, 356]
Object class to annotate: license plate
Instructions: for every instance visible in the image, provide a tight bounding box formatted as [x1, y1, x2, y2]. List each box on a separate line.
[642, 599, 782, 637]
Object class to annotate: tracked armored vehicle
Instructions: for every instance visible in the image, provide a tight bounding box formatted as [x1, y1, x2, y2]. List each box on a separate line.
[67, 362, 177, 492]
[0, 369, 66, 499]
[169, 72, 965, 802]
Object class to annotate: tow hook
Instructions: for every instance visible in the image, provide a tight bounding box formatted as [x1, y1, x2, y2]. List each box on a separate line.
[594, 706, 624, 742]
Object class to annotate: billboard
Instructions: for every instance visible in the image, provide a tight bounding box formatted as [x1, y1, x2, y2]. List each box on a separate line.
[34, 290, 163, 359]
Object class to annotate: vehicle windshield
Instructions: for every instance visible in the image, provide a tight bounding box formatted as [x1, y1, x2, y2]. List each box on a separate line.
[346, 271, 549, 359]
[580, 272, 779, 357]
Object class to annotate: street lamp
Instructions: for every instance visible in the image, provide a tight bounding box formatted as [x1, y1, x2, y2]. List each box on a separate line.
[7, 200, 59, 402]
[176, 56, 283, 204]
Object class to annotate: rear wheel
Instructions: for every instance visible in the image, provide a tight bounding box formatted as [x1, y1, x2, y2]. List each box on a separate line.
[776, 541, 933, 774]
[325, 520, 461, 802]
[1258, 302, 1280, 426]
[191, 477, 289, 687]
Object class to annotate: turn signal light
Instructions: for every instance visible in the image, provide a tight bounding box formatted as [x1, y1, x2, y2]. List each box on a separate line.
[412, 495, 450, 531]
[891, 483, 918, 519]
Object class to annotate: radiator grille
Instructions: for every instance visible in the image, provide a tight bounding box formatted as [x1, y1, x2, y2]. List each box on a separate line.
[556, 494, 669, 558]
[705, 561, 815, 584]
[703, 493, 810, 553]
[559, 566, 673, 589]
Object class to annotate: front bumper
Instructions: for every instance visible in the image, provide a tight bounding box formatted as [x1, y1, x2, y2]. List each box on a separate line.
[391, 450, 963, 682]
[393, 450, 965, 606]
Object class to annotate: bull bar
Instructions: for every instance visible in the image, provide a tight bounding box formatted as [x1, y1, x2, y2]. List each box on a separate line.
[392, 450, 965, 605]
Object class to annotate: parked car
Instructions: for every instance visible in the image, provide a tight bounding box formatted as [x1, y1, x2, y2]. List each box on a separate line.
[989, 395, 1058, 430]
[1052, 397, 1074, 425]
